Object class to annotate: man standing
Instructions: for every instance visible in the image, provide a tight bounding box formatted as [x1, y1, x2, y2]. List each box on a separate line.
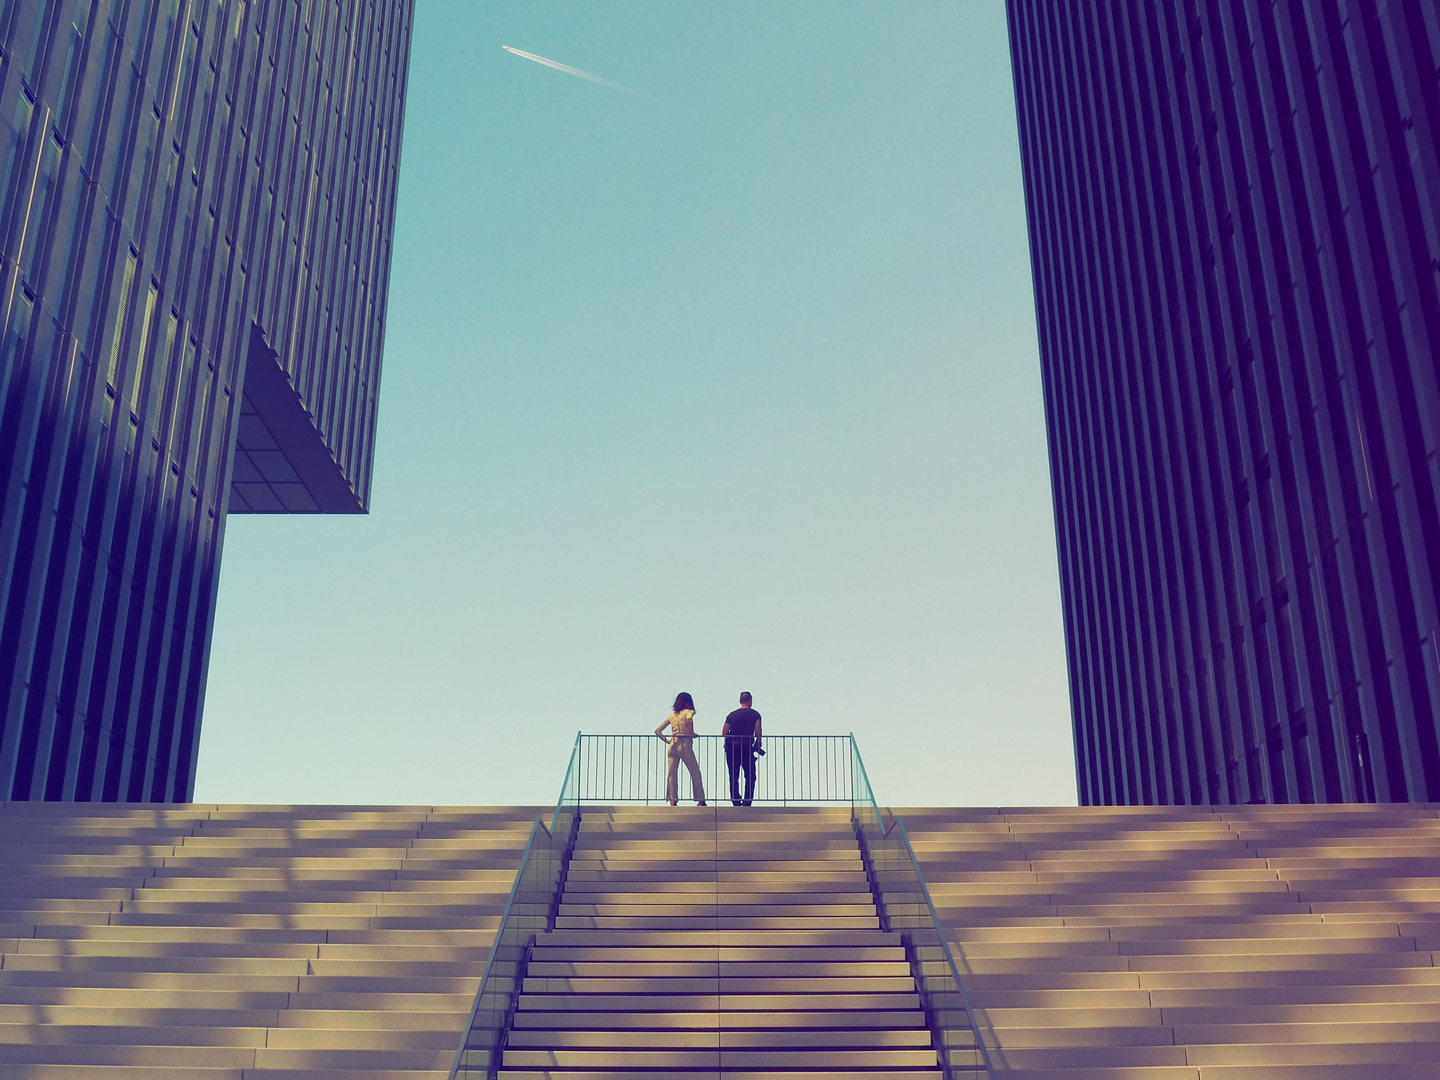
[722, 692, 762, 806]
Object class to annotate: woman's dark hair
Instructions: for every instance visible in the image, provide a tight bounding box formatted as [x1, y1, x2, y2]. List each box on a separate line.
[673, 692, 695, 713]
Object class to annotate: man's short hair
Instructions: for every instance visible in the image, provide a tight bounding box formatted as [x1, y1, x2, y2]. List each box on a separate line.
[739, 691, 752, 706]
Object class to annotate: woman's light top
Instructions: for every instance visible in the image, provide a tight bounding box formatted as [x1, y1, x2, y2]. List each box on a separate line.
[655, 709, 696, 739]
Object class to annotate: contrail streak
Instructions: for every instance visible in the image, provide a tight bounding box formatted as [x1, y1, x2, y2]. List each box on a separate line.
[502, 45, 627, 91]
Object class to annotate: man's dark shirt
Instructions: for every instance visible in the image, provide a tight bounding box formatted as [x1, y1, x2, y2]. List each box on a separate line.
[725, 708, 761, 739]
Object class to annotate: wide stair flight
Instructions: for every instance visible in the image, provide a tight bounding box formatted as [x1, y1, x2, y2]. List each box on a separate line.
[491, 805, 949, 1078]
[10, 798, 1440, 1077]
[0, 802, 542, 1079]
[903, 804, 1440, 1079]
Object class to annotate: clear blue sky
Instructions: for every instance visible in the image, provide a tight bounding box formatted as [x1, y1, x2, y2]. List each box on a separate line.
[196, 1, 1077, 808]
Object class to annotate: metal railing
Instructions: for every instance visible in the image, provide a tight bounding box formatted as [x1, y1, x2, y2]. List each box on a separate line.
[448, 731, 994, 1079]
[576, 733, 853, 804]
[448, 735, 581, 1080]
[851, 737, 997, 1079]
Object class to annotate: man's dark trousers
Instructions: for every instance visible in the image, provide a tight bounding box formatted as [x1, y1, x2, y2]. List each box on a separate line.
[725, 737, 756, 806]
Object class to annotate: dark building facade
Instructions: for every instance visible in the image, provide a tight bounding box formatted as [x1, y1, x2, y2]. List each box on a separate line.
[0, 0, 413, 801]
[1008, 2, 1440, 804]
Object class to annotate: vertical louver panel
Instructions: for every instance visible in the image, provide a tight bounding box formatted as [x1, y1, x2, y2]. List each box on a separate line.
[1008, 0, 1440, 804]
[0, 0, 415, 802]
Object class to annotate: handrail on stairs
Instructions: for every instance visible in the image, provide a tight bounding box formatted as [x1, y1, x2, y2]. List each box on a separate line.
[851, 735, 998, 1079]
[447, 732, 582, 1080]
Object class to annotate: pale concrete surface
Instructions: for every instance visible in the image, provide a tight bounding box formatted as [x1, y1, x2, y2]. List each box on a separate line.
[901, 804, 1440, 1079]
[5, 802, 1439, 1078]
[471, 805, 951, 1078]
[0, 802, 543, 1079]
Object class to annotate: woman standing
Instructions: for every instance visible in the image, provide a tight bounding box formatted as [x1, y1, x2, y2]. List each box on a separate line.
[655, 692, 706, 806]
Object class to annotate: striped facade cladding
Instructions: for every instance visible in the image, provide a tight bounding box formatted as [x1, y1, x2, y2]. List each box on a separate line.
[0, 0, 413, 802]
[1007, 2, 1440, 805]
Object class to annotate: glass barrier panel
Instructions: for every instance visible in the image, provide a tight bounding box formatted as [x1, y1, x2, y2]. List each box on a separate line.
[850, 736, 995, 1079]
[452, 735, 581, 1080]
[453, 819, 543, 1079]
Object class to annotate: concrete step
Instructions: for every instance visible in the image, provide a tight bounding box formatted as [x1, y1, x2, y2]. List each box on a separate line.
[501, 1054, 938, 1071]
[497, 1072, 944, 1080]
[505, 1029, 934, 1047]
[509, 1009, 929, 1030]
[556, 903, 879, 916]
[0, 1067, 246, 1079]
[513, 991, 926, 1011]
[524, 960, 912, 976]
[530, 945, 908, 963]
[537, 928, 899, 947]
[518, 976, 920, 993]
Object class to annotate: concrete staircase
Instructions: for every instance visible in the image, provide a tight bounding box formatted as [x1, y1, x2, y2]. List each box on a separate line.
[491, 805, 946, 1078]
[0, 802, 542, 1079]
[902, 804, 1440, 1079]
[7, 800, 1440, 1078]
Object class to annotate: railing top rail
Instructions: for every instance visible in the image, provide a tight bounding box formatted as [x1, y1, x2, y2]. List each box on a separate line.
[575, 734, 857, 745]
[848, 731, 888, 825]
[550, 732, 581, 833]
